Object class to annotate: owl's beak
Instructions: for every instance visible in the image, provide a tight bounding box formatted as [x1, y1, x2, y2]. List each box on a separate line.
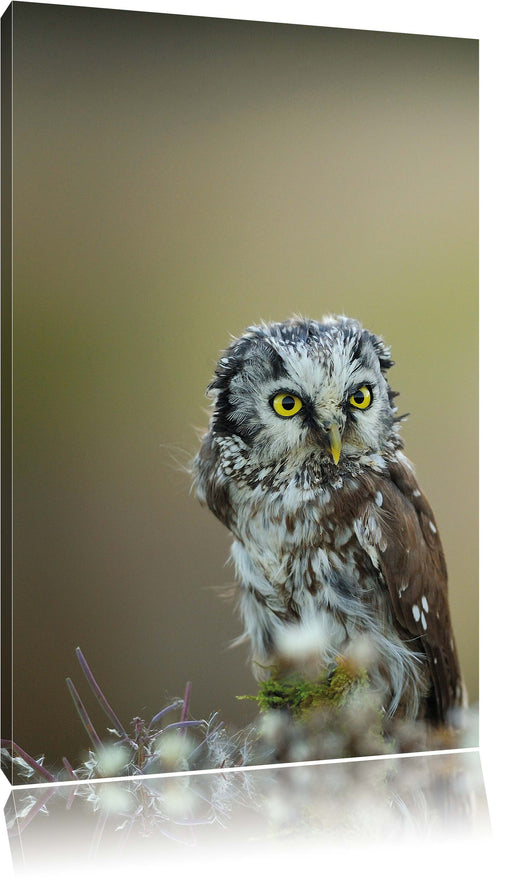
[327, 424, 342, 466]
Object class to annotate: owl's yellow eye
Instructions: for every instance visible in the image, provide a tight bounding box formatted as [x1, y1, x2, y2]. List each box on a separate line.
[272, 393, 303, 417]
[349, 385, 372, 410]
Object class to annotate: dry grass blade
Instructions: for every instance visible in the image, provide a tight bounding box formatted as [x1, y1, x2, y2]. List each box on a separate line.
[65, 678, 103, 751]
[75, 647, 127, 737]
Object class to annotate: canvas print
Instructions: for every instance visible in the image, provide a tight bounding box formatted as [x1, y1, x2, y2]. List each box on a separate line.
[1, 2, 478, 787]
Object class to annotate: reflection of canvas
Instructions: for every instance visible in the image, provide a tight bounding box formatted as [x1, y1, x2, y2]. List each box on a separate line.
[1, 2, 478, 783]
[5, 751, 489, 872]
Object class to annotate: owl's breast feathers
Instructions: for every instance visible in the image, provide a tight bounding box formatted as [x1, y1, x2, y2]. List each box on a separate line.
[195, 435, 464, 724]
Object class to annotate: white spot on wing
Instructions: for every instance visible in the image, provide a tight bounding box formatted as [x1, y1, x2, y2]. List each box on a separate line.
[421, 596, 429, 613]
[375, 491, 383, 507]
[412, 604, 420, 622]
[420, 612, 427, 630]
[429, 520, 437, 534]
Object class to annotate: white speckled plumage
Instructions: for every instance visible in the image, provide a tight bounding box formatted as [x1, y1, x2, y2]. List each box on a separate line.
[193, 315, 464, 724]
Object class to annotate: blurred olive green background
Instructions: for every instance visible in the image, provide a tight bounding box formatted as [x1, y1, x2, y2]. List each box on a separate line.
[9, 3, 478, 770]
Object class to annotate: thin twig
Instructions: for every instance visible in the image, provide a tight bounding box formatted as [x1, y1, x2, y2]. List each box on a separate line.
[75, 647, 127, 737]
[180, 681, 192, 733]
[65, 678, 103, 751]
[147, 701, 182, 732]
[62, 756, 78, 780]
[162, 720, 204, 733]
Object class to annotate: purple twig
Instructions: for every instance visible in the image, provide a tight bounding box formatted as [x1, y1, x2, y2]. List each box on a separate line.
[1, 739, 57, 783]
[75, 647, 127, 737]
[180, 681, 192, 733]
[147, 701, 181, 732]
[162, 720, 204, 733]
[62, 756, 78, 780]
[65, 678, 103, 751]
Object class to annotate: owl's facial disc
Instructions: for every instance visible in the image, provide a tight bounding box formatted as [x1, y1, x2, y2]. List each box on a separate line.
[269, 383, 375, 465]
[210, 319, 397, 469]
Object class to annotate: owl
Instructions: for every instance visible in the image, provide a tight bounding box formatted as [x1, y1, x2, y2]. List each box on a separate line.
[193, 315, 465, 725]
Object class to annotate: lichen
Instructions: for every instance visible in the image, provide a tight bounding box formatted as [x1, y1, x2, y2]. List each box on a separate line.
[238, 657, 369, 717]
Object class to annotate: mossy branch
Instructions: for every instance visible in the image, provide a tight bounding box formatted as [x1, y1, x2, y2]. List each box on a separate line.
[238, 657, 369, 716]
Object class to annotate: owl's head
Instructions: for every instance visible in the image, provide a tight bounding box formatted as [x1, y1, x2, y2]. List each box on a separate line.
[205, 316, 401, 469]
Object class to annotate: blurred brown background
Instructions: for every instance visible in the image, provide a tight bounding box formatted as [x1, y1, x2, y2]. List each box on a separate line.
[8, 3, 478, 771]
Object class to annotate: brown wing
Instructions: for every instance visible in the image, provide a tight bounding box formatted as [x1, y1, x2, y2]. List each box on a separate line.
[375, 454, 464, 724]
[193, 433, 234, 529]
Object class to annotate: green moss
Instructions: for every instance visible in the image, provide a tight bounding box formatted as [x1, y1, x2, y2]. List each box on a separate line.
[238, 659, 369, 717]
